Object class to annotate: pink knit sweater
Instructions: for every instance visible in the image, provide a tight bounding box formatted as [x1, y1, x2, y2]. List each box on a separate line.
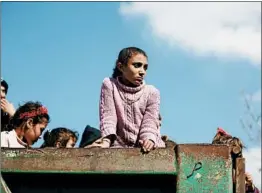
[99, 77, 165, 148]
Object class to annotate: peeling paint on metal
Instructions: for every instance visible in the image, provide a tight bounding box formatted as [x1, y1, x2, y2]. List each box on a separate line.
[176, 144, 233, 193]
[1, 146, 176, 174]
[1, 143, 239, 192]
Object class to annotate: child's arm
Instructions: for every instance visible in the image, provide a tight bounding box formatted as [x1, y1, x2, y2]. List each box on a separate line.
[99, 78, 117, 146]
[139, 87, 160, 150]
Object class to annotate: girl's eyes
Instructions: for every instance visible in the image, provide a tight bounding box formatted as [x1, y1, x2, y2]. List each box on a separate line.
[132, 62, 148, 71]
[132, 62, 143, 68]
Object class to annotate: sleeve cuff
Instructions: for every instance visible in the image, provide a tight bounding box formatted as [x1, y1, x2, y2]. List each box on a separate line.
[140, 133, 156, 145]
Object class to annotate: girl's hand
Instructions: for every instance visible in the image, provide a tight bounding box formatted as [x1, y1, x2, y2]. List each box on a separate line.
[84, 138, 110, 148]
[1, 99, 15, 117]
[139, 139, 155, 153]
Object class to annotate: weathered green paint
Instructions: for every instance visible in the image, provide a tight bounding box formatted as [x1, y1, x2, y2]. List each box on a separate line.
[1, 143, 240, 192]
[176, 144, 233, 193]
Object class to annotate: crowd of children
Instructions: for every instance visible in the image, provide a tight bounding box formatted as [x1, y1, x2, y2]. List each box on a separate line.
[0, 47, 259, 192]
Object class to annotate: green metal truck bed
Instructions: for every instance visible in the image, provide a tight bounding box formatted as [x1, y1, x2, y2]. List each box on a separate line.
[1, 143, 245, 193]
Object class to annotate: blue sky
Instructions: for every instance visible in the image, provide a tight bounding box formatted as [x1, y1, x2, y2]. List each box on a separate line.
[2, 2, 261, 150]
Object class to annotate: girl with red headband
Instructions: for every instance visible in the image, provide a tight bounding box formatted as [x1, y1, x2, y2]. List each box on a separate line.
[1, 101, 50, 148]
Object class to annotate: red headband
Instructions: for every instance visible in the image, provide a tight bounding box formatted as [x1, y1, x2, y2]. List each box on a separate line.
[19, 106, 48, 119]
[217, 127, 231, 137]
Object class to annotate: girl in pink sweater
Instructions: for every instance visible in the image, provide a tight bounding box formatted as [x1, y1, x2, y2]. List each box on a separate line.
[97, 47, 165, 152]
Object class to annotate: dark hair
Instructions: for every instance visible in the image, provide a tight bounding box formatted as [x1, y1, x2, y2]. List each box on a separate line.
[79, 125, 101, 148]
[112, 47, 148, 79]
[1, 78, 9, 94]
[10, 101, 50, 129]
[212, 130, 244, 158]
[41, 127, 79, 148]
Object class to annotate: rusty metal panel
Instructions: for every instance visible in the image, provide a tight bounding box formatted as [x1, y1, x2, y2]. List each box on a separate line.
[235, 158, 245, 193]
[176, 144, 233, 193]
[1, 147, 176, 174]
[1, 144, 238, 193]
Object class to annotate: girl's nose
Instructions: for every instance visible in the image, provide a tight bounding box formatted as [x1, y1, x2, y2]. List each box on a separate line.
[139, 70, 145, 76]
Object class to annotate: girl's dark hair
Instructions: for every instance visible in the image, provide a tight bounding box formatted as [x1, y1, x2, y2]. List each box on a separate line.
[1, 78, 9, 94]
[10, 101, 50, 129]
[112, 47, 148, 79]
[41, 127, 79, 148]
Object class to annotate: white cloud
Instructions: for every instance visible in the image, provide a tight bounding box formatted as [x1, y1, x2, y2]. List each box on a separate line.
[243, 147, 261, 190]
[251, 90, 261, 102]
[120, 2, 261, 65]
[244, 90, 261, 102]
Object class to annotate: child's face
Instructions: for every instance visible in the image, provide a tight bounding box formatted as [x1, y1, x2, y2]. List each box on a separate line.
[1, 86, 6, 99]
[25, 119, 48, 146]
[66, 137, 76, 148]
[119, 53, 148, 86]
